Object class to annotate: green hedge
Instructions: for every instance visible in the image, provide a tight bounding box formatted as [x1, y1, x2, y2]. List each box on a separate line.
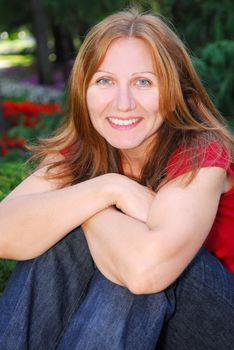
[0, 158, 28, 201]
[0, 157, 28, 293]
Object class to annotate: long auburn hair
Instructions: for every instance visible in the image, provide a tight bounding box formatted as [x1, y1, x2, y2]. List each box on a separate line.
[30, 8, 234, 191]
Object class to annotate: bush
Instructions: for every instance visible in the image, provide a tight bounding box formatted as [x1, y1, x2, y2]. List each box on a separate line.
[0, 157, 28, 293]
[192, 40, 234, 121]
[1, 100, 64, 156]
[0, 157, 28, 200]
[0, 260, 16, 294]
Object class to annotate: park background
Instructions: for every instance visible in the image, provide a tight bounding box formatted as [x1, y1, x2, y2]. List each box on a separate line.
[0, 0, 233, 292]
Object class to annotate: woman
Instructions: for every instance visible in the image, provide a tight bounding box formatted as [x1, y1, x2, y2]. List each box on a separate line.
[0, 8, 234, 350]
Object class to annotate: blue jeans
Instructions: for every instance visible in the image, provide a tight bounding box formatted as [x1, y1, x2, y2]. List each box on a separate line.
[57, 268, 173, 350]
[0, 227, 234, 350]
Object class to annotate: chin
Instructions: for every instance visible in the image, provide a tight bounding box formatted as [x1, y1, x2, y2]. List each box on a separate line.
[108, 141, 141, 150]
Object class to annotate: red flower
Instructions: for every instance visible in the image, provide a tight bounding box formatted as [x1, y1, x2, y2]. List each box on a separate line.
[5, 138, 17, 148]
[23, 117, 38, 127]
[18, 138, 26, 147]
[2, 101, 62, 123]
[0, 147, 8, 156]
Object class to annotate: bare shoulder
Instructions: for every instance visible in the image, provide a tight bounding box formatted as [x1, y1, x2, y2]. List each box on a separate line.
[2, 152, 65, 203]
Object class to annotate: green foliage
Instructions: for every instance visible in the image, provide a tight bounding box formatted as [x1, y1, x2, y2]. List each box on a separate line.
[192, 40, 234, 119]
[0, 37, 35, 54]
[0, 158, 27, 293]
[1, 1, 233, 120]
[0, 0, 31, 32]
[159, 0, 234, 120]
[0, 158, 28, 201]
[160, 0, 234, 47]
[0, 259, 16, 294]
[8, 112, 64, 145]
[44, 0, 127, 38]
[0, 54, 34, 67]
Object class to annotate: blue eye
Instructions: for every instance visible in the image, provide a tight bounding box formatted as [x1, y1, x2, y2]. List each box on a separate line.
[97, 78, 112, 85]
[136, 79, 150, 87]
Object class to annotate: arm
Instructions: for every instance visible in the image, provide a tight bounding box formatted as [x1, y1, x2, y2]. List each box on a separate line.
[0, 155, 124, 260]
[0, 152, 153, 261]
[83, 167, 226, 294]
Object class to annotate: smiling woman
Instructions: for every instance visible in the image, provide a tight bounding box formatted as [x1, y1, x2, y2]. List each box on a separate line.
[0, 7, 234, 350]
[86, 37, 163, 154]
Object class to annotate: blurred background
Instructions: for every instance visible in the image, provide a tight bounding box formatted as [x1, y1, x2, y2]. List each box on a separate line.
[0, 0, 233, 290]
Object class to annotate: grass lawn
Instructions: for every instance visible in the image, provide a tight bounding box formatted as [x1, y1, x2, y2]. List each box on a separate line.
[0, 155, 29, 293]
[0, 37, 35, 53]
[0, 54, 34, 68]
[0, 37, 35, 68]
[0, 156, 28, 201]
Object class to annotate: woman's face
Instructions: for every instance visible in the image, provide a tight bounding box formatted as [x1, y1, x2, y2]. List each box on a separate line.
[86, 37, 163, 156]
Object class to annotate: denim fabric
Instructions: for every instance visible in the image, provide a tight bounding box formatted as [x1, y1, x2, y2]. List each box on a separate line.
[57, 269, 173, 350]
[0, 228, 95, 350]
[0, 227, 234, 350]
[157, 249, 234, 350]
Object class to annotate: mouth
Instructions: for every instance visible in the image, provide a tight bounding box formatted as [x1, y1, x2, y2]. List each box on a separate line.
[107, 116, 142, 129]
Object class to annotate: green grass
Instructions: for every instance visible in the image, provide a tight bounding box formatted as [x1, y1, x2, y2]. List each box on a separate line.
[0, 260, 16, 294]
[0, 38, 35, 54]
[0, 157, 28, 201]
[0, 37, 35, 68]
[0, 156, 29, 293]
[0, 54, 34, 68]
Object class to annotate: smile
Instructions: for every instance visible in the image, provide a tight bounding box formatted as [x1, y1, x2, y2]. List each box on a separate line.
[107, 117, 142, 129]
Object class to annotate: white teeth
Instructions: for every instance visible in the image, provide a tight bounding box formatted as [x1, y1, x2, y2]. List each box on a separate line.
[108, 118, 138, 126]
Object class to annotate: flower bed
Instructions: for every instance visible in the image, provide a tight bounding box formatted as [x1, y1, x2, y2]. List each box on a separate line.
[0, 78, 63, 103]
[1, 100, 63, 156]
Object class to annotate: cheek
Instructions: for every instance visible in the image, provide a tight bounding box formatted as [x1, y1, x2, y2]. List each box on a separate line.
[86, 89, 98, 114]
[87, 88, 112, 115]
[136, 91, 159, 113]
[86, 90, 106, 131]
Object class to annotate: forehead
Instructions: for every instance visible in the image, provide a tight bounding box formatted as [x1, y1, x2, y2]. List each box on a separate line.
[97, 37, 154, 73]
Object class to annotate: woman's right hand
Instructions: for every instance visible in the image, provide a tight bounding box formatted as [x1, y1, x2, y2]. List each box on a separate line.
[104, 173, 155, 223]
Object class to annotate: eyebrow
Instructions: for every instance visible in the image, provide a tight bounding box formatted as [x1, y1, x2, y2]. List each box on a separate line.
[95, 70, 156, 76]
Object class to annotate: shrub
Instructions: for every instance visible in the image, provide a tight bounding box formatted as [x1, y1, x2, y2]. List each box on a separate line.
[1, 100, 64, 156]
[0, 260, 16, 294]
[0, 157, 28, 293]
[0, 157, 28, 200]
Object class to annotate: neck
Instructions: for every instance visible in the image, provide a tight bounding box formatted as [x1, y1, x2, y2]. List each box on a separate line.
[121, 149, 144, 179]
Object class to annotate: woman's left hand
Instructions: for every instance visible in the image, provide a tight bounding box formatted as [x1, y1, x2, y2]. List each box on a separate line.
[105, 173, 155, 223]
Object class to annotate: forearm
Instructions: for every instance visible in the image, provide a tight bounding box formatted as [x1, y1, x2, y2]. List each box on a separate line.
[0, 177, 110, 260]
[83, 169, 224, 294]
[83, 207, 152, 292]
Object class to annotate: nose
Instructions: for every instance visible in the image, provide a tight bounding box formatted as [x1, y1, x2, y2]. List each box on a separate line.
[113, 83, 136, 112]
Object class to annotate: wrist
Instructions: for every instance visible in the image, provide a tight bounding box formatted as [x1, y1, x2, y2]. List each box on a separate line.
[100, 173, 125, 207]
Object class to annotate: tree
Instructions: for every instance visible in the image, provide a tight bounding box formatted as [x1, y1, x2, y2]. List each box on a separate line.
[157, 0, 234, 120]
[31, 0, 53, 84]
[0, 0, 233, 121]
[0, 0, 31, 33]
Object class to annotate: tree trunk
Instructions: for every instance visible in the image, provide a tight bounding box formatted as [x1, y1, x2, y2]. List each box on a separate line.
[31, 0, 53, 85]
[52, 24, 75, 82]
